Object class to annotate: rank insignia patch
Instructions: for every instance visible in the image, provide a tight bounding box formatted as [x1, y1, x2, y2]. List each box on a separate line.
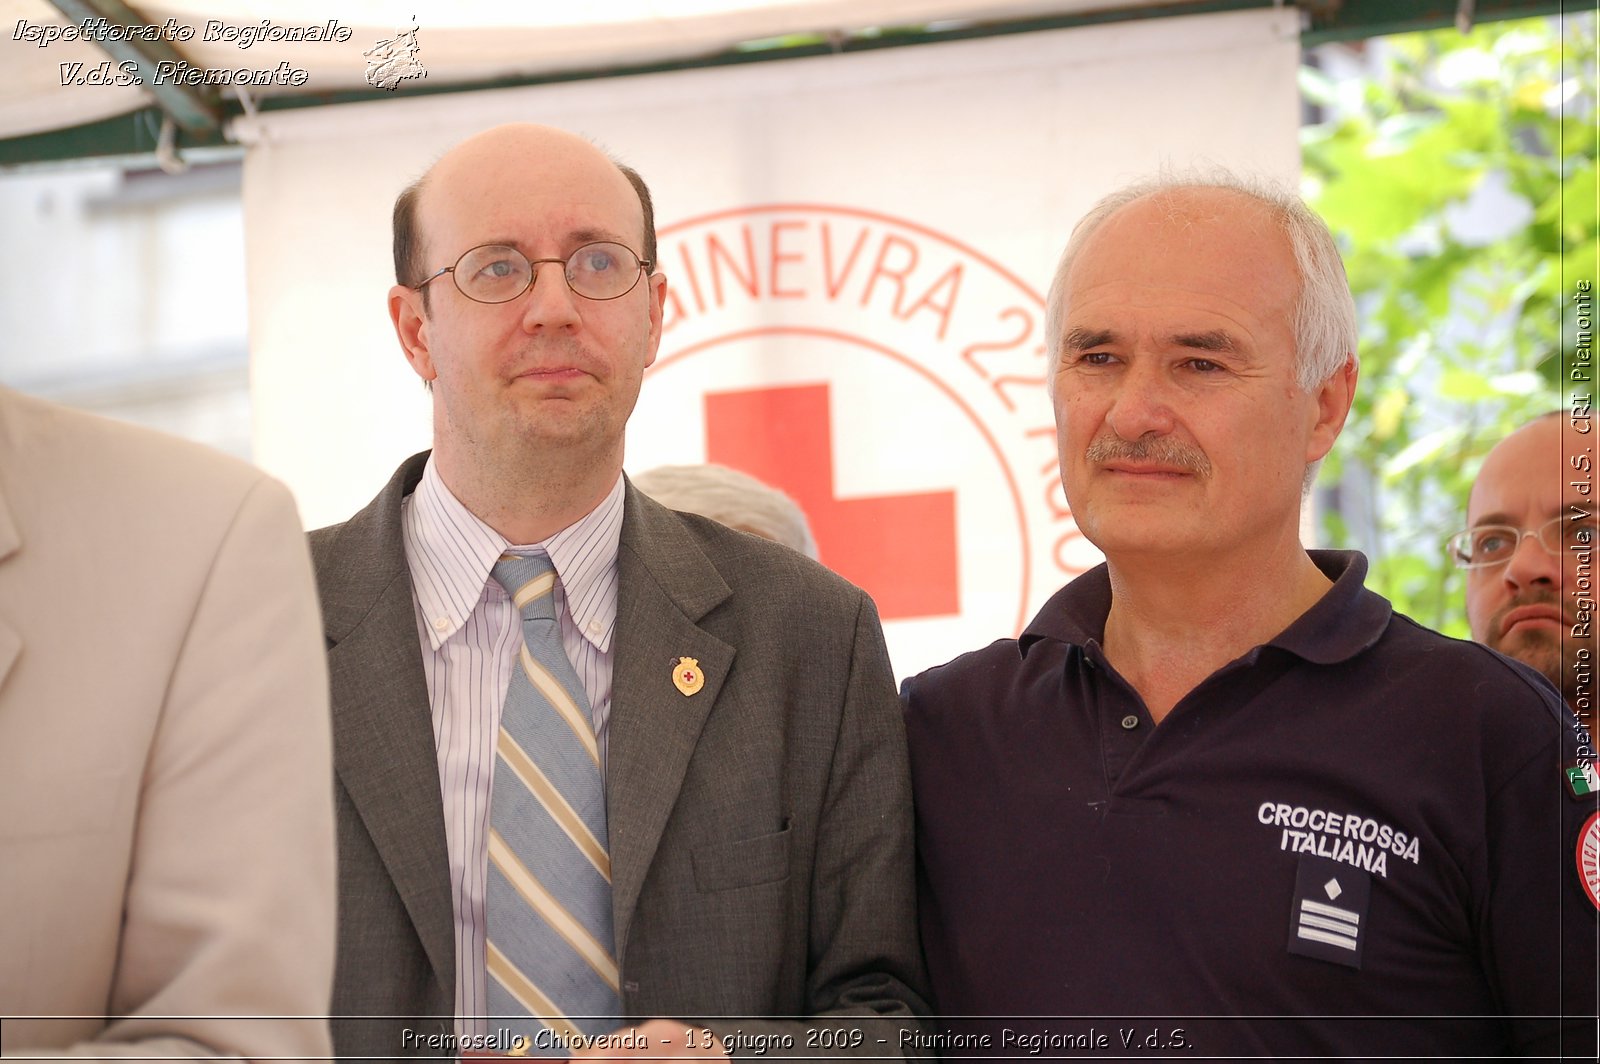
[1288, 854, 1371, 970]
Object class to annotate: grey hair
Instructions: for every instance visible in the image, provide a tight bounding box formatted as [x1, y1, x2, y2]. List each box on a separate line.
[631, 464, 820, 560]
[1043, 169, 1358, 392]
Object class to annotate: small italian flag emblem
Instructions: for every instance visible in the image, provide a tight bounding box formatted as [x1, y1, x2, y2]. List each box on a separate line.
[1567, 762, 1599, 798]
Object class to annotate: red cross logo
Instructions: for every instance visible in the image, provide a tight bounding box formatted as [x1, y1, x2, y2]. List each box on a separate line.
[705, 383, 959, 620]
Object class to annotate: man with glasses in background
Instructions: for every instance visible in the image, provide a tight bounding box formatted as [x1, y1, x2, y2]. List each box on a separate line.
[1456, 410, 1597, 743]
[312, 124, 925, 1059]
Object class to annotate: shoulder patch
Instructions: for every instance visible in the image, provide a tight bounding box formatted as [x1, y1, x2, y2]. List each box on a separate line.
[1578, 810, 1600, 911]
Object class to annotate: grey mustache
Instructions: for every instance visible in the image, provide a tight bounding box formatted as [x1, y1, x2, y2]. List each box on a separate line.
[1084, 435, 1212, 477]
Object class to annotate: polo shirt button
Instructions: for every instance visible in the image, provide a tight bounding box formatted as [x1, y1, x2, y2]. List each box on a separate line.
[1120, 714, 1140, 730]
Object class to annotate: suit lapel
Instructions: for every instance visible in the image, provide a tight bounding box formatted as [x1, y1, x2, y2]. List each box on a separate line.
[0, 482, 20, 697]
[316, 453, 455, 997]
[608, 486, 734, 952]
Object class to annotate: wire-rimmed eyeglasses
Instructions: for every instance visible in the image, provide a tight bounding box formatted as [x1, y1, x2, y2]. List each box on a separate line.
[1446, 514, 1597, 569]
[411, 242, 653, 304]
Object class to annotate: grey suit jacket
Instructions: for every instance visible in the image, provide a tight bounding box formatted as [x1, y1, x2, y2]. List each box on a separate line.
[313, 452, 928, 1059]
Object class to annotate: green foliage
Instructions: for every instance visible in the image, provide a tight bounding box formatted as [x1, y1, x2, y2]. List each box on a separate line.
[1302, 15, 1597, 636]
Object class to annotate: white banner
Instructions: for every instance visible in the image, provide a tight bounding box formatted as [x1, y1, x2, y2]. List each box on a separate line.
[242, 7, 1300, 677]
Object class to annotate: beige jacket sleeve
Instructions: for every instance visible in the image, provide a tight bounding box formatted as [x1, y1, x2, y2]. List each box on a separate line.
[0, 394, 336, 1060]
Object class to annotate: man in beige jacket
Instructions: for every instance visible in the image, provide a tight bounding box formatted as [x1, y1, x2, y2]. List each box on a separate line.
[0, 386, 336, 1059]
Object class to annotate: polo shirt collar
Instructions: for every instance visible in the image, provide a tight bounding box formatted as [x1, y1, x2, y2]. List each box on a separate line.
[1019, 549, 1391, 666]
[404, 456, 623, 653]
[1267, 550, 1392, 664]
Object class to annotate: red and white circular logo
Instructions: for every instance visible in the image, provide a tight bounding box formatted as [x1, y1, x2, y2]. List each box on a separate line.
[1578, 810, 1600, 911]
[628, 204, 1100, 677]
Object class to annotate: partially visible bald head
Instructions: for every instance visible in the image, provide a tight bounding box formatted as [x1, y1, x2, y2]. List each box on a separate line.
[1465, 410, 1597, 723]
[392, 123, 656, 305]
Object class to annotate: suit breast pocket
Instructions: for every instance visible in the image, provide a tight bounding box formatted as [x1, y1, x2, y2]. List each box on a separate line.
[691, 822, 792, 892]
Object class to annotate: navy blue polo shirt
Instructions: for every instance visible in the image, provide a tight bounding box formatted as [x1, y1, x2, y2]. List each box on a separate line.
[903, 551, 1598, 1059]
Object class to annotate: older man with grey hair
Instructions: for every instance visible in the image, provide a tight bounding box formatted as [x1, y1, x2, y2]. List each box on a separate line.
[632, 464, 819, 559]
[902, 172, 1597, 1058]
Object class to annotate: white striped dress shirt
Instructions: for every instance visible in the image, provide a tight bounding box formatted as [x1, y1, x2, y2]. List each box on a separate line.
[401, 456, 622, 1036]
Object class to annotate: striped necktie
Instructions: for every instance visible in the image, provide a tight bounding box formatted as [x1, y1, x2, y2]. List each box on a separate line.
[485, 552, 620, 1053]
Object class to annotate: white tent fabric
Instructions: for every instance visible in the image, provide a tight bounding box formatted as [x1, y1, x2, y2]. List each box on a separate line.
[242, 6, 1299, 676]
[0, 0, 1208, 140]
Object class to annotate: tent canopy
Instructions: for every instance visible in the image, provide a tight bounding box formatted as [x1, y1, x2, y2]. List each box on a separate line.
[0, 0, 1561, 169]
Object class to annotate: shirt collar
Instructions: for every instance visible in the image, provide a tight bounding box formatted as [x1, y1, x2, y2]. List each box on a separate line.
[1019, 549, 1391, 666]
[1265, 550, 1392, 664]
[402, 456, 623, 653]
[530, 475, 623, 655]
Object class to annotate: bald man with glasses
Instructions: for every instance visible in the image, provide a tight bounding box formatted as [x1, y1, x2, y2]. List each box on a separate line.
[1458, 409, 1597, 742]
[312, 124, 926, 1059]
